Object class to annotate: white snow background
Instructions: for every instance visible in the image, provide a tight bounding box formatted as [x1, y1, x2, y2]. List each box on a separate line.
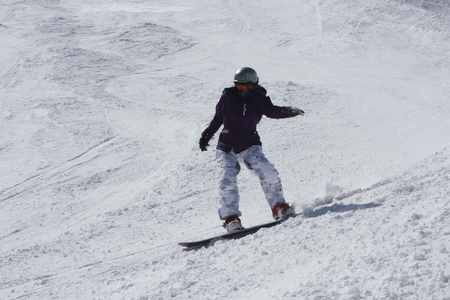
[1, 0, 450, 299]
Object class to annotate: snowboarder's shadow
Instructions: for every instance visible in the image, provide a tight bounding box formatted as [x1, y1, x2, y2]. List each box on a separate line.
[305, 202, 382, 218]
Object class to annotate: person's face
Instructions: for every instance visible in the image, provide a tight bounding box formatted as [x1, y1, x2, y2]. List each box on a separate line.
[235, 83, 253, 94]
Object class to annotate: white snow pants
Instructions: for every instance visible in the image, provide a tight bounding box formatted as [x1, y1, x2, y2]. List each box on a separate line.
[216, 145, 285, 220]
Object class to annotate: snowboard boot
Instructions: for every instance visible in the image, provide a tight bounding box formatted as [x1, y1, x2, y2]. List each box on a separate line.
[223, 215, 244, 233]
[271, 202, 295, 220]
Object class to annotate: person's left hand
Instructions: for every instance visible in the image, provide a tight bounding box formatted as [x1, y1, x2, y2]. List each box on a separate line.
[287, 107, 305, 117]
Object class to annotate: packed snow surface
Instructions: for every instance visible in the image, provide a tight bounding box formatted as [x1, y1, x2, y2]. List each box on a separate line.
[1, 0, 449, 299]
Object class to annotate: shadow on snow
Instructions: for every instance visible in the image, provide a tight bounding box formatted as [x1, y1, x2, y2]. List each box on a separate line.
[305, 202, 382, 218]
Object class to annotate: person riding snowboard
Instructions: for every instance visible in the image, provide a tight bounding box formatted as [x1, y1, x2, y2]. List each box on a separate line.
[199, 67, 305, 233]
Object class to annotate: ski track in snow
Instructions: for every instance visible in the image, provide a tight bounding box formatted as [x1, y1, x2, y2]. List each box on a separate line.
[1, 0, 449, 299]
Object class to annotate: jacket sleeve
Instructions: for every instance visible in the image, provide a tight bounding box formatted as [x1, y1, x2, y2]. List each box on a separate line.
[201, 92, 225, 140]
[261, 96, 290, 119]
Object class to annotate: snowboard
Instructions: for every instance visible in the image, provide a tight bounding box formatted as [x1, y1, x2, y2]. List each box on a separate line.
[178, 215, 298, 249]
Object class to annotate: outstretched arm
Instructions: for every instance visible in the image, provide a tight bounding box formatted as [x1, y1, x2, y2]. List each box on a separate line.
[262, 96, 305, 119]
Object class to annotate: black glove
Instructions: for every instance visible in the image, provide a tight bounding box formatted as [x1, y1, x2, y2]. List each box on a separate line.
[199, 137, 210, 151]
[287, 107, 305, 117]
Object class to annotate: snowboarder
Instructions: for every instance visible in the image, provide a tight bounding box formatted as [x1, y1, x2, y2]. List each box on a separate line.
[199, 67, 305, 233]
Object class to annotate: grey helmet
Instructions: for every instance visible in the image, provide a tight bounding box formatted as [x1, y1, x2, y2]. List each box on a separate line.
[233, 67, 259, 84]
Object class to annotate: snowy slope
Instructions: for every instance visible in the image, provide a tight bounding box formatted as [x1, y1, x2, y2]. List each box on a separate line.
[1, 0, 449, 299]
